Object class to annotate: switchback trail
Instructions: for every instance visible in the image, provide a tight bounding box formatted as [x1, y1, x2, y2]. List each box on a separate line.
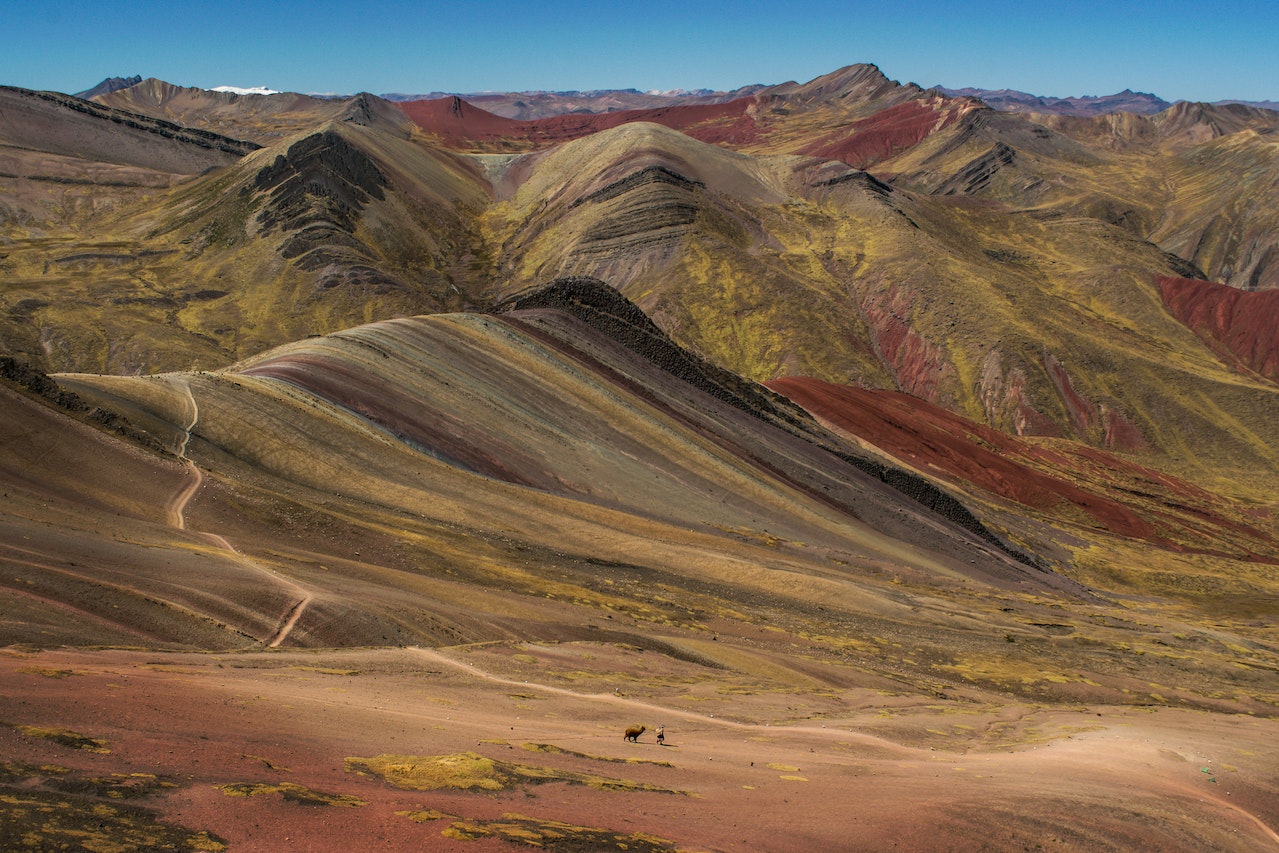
[165, 378, 313, 648]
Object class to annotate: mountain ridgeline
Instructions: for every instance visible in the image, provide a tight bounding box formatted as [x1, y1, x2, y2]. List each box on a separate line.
[3, 62, 1279, 628]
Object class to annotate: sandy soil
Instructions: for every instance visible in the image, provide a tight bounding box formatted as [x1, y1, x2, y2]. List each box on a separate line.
[3, 644, 1276, 852]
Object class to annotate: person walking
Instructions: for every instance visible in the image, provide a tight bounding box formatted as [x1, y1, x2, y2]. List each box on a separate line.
[656, 724, 665, 746]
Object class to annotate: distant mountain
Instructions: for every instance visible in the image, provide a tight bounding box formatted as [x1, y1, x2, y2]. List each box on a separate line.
[380, 84, 768, 120]
[937, 85, 1172, 116]
[1217, 98, 1279, 111]
[74, 74, 142, 100]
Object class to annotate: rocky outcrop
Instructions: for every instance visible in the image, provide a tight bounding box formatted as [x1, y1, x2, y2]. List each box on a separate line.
[936, 142, 1017, 195]
[575, 166, 703, 248]
[496, 276, 811, 431]
[252, 130, 388, 271]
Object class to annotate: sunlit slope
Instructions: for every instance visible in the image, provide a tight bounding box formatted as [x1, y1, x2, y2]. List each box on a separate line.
[46, 282, 1086, 650]
[769, 378, 1279, 563]
[1159, 275, 1279, 381]
[1150, 129, 1279, 291]
[481, 121, 901, 387]
[136, 301, 1030, 579]
[1, 116, 492, 373]
[882, 99, 1279, 292]
[0, 83, 257, 231]
[481, 122, 1279, 490]
[13, 295, 1274, 715]
[0, 381, 290, 647]
[91, 77, 352, 144]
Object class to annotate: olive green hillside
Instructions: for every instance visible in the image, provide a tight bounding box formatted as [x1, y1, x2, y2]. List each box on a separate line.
[1, 112, 492, 374]
[18, 287, 1276, 716]
[6, 65, 1279, 492]
[881, 98, 1279, 292]
[478, 122, 1279, 495]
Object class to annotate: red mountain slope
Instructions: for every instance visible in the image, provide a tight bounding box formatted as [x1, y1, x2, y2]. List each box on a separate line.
[799, 96, 978, 169]
[1158, 275, 1279, 382]
[767, 376, 1278, 561]
[398, 94, 762, 149]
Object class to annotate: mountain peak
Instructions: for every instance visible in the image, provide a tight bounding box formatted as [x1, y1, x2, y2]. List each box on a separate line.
[74, 74, 142, 100]
[764, 62, 903, 103]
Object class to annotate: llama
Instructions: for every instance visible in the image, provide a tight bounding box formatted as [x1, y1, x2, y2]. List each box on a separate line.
[623, 725, 646, 742]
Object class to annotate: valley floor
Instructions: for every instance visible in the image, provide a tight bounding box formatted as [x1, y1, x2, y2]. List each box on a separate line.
[3, 643, 1277, 852]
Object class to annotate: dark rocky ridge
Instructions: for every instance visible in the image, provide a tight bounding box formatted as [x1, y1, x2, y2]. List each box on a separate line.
[0, 356, 162, 453]
[496, 277, 1043, 572]
[75, 75, 144, 100]
[937, 141, 1017, 195]
[251, 130, 394, 279]
[1, 86, 260, 157]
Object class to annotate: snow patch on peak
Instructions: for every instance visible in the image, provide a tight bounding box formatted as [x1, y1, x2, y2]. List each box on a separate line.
[211, 85, 281, 96]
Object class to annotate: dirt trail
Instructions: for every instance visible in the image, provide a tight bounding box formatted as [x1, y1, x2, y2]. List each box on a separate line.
[163, 379, 313, 647]
[166, 462, 202, 530]
[165, 381, 201, 530]
[1196, 790, 1279, 847]
[407, 645, 916, 756]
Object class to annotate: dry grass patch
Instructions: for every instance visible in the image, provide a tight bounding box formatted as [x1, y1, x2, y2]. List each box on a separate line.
[442, 812, 682, 851]
[521, 742, 674, 767]
[0, 761, 222, 851]
[11, 725, 109, 753]
[216, 781, 366, 807]
[345, 751, 687, 795]
[14, 666, 76, 678]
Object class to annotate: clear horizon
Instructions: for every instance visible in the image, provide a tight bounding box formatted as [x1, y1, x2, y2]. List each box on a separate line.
[3, 0, 1277, 104]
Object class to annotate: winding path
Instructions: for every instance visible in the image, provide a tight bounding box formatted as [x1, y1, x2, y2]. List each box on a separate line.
[167, 379, 313, 647]
[406, 645, 915, 755]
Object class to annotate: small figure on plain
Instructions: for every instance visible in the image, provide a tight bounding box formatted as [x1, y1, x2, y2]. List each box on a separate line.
[656, 724, 665, 746]
[624, 725, 646, 742]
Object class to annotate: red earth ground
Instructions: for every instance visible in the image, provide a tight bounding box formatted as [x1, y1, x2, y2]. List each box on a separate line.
[4, 644, 1278, 852]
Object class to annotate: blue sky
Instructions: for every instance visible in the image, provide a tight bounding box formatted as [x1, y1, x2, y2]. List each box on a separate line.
[3, 0, 1276, 102]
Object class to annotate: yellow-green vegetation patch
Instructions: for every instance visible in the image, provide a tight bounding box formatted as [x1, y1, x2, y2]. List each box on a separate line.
[15, 666, 76, 678]
[936, 658, 1081, 688]
[345, 752, 687, 795]
[12, 725, 109, 753]
[216, 781, 366, 807]
[0, 761, 223, 851]
[520, 743, 674, 767]
[442, 812, 681, 851]
[398, 808, 454, 823]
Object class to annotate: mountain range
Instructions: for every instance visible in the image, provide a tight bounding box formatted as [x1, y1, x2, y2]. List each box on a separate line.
[2, 63, 1278, 851]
